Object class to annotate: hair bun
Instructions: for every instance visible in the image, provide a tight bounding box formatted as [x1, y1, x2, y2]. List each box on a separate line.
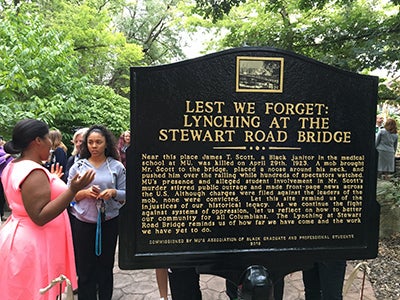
[4, 140, 21, 155]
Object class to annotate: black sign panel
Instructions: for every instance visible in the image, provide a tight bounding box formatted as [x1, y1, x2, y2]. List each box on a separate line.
[119, 47, 379, 277]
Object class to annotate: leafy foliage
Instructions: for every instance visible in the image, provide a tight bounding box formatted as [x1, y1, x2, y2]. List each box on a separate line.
[1, 0, 399, 142]
[192, 0, 246, 22]
[377, 177, 400, 208]
[188, 0, 400, 101]
[25, 1, 144, 98]
[0, 5, 130, 142]
[0, 0, 190, 143]
[0, 9, 83, 133]
[114, 0, 186, 65]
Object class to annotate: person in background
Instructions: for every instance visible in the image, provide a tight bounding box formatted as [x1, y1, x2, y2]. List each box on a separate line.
[117, 130, 130, 167]
[376, 115, 384, 135]
[302, 261, 347, 300]
[0, 136, 13, 221]
[168, 267, 202, 300]
[45, 129, 68, 172]
[63, 127, 88, 182]
[68, 125, 126, 300]
[376, 118, 398, 179]
[156, 268, 169, 300]
[0, 119, 95, 300]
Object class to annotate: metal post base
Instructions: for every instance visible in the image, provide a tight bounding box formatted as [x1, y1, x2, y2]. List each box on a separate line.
[238, 265, 274, 300]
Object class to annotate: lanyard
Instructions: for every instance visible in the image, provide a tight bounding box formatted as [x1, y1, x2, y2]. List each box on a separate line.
[95, 200, 105, 256]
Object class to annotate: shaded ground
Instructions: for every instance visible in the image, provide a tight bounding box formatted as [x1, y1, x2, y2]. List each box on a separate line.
[364, 234, 400, 300]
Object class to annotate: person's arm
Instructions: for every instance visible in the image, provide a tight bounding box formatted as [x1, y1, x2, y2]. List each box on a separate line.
[375, 131, 382, 147]
[74, 185, 100, 201]
[0, 152, 11, 166]
[67, 162, 99, 202]
[21, 168, 95, 226]
[97, 163, 126, 202]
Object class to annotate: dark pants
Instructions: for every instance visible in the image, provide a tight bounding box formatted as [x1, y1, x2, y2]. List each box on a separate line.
[168, 267, 202, 300]
[70, 215, 119, 300]
[302, 261, 346, 300]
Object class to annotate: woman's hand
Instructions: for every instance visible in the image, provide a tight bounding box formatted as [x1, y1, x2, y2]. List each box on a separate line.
[69, 170, 96, 194]
[87, 185, 101, 199]
[97, 189, 116, 200]
[50, 163, 64, 179]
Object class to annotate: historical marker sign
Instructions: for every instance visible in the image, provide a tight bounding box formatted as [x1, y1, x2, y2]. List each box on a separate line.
[119, 47, 379, 278]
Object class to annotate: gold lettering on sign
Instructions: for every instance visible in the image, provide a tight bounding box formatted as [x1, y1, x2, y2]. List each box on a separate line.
[158, 100, 352, 144]
[140, 153, 365, 246]
[142, 98, 362, 247]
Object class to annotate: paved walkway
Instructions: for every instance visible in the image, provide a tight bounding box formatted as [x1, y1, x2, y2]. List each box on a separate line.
[1, 211, 376, 299]
[110, 246, 376, 299]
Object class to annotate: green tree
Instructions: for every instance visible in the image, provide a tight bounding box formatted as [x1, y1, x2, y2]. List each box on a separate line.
[188, 0, 400, 101]
[0, 9, 82, 133]
[114, 0, 187, 65]
[24, 0, 144, 98]
[0, 6, 130, 141]
[192, 0, 399, 22]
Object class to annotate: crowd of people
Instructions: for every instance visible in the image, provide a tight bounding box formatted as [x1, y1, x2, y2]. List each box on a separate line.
[0, 120, 129, 300]
[0, 114, 398, 299]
